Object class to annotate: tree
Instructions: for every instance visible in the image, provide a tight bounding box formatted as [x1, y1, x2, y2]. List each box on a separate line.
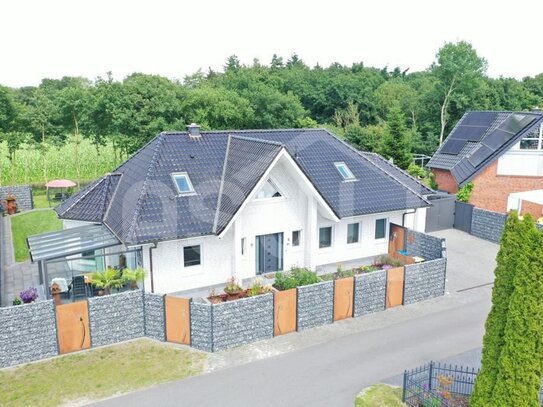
[471, 213, 530, 406]
[374, 79, 419, 128]
[491, 216, 543, 406]
[431, 41, 487, 144]
[379, 105, 412, 169]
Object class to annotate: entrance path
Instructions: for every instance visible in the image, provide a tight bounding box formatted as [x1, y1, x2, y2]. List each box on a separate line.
[93, 229, 498, 407]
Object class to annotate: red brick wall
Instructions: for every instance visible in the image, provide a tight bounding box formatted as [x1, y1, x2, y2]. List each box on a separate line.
[520, 201, 543, 219]
[470, 161, 543, 215]
[432, 169, 458, 193]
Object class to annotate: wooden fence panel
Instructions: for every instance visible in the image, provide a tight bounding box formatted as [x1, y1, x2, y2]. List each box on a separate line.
[56, 301, 91, 354]
[273, 289, 297, 336]
[165, 296, 191, 345]
[333, 277, 354, 321]
[386, 267, 405, 308]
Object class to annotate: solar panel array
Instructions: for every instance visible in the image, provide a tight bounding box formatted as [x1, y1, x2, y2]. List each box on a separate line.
[440, 112, 499, 155]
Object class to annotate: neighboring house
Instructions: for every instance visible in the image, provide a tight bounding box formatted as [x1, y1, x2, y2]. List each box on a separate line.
[53, 126, 432, 294]
[428, 111, 543, 217]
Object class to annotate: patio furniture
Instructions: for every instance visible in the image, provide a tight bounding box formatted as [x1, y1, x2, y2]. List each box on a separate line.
[71, 275, 88, 301]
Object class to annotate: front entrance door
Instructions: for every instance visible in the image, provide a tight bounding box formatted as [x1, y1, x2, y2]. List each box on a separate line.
[256, 233, 283, 274]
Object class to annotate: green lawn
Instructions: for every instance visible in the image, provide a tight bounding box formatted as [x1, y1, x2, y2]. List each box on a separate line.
[355, 384, 405, 407]
[0, 339, 206, 407]
[32, 190, 52, 209]
[10, 210, 63, 262]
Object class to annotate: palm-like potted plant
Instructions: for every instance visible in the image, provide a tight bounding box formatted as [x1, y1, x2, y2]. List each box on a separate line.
[91, 268, 124, 295]
[122, 267, 146, 290]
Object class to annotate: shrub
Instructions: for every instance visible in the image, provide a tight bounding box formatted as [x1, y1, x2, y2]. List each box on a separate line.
[12, 297, 22, 306]
[428, 172, 438, 190]
[246, 278, 272, 297]
[456, 182, 474, 203]
[274, 267, 320, 290]
[224, 276, 243, 294]
[407, 163, 427, 179]
[376, 254, 403, 268]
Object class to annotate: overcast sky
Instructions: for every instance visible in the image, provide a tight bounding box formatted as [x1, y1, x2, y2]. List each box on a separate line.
[2, 0, 542, 88]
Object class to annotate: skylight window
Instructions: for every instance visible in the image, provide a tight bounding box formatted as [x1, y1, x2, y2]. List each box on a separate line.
[172, 172, 195, 195]
[256, 179, 282, 199]
[334, 162, 356, 181]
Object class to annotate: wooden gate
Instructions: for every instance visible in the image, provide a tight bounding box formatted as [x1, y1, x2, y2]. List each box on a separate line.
[273, 288, 297, 336]
[56, 301, 91, 354]
[389, 224, 406, 254]
[386, 267, 404, 308]
[165, 296, 191, 345]
[333, 277, 354, 321]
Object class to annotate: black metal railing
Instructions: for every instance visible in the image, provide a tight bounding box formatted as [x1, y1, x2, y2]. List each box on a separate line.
[403, 361, 543, 406]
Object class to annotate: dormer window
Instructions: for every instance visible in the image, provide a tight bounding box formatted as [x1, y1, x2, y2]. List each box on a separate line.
[172, 172, 195, 195]
[256, 179, 282, 199]
[334, 162, 356, 181]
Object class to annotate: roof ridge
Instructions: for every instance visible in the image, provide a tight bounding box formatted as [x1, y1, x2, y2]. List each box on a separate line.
[212, 135, 233, 234]
[100, 173, 122, 222]
[229, 134, 284, 146]
[321, 128, 430, 205]
[161, 128, 327, 136]
[125, 134, 167, 243]
[362, 152, 433, 194]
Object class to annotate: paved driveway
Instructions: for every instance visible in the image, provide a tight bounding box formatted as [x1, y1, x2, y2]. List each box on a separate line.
[92, 229, 498, 407]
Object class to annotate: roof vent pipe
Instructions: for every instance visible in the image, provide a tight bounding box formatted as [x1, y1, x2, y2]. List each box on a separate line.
[187, 123, 201, 139]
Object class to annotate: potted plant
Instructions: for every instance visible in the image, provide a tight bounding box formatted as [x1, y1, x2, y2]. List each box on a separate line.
[19, 287, 38, 303]
[223, 276, 244, 299]
[5, 193, 17, 215]
[91, 268, 124, 295]
[122, 267, 146, 290]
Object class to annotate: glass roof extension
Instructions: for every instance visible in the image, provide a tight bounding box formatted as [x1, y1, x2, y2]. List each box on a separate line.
[27, 224, 120, 262]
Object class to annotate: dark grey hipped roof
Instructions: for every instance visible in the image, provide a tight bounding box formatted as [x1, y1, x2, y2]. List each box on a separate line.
[56, 128, 431, 245]
[428, 111, 543, 186]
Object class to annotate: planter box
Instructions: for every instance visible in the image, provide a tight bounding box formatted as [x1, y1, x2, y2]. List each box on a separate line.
[190, 294, 274, 352]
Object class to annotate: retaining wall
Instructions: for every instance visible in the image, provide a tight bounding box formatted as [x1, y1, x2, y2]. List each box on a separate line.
[470, 208, 507, 243]
[406, 229, 445, 260]
[144, 293, 165, 342]
[0, 300, 57, 368]
[0, 185, 33, 211]
[297, 281, 334, 331]
[403, 258, 447, 305]
[88, 290, 145, 347]
[353, 270, 386, 317]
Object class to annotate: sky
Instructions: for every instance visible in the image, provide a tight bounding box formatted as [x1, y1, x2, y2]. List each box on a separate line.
[1, 0, 543, 88]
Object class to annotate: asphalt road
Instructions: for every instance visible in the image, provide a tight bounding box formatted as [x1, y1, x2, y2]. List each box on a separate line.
[94, 289, 491, 407]
[93, 229, 496, 407]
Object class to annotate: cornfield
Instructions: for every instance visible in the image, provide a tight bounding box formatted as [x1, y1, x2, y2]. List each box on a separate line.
[0, 139, 118, 187]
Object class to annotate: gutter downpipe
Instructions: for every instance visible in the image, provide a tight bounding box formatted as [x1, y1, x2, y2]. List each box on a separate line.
[402, 209, 416, 228]
[149, 242, 158, 293]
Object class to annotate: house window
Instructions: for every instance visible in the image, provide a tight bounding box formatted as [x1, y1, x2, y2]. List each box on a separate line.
[256, 179, 282, 199]
[347, 222, 360, 244]
[292, 230, 301, 247]
[334, 162, 356, 181]
[319, 226, 332, 248]
[183, 245, 201, 267]
[375, 218, 387, 240]
[172, 172, 195, 194]
[241, 238, 246, 255]
[519, 125, 543, 150]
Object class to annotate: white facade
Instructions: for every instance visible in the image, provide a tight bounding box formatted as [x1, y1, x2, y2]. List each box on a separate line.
[497, 137, 543, 177]
[141, 153, 428, 294]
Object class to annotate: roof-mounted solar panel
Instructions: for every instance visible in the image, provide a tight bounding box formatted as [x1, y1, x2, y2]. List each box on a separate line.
[499, 114, 537, 134]
[482, 129, 514, 150]
[461, 112, 499, 127]
[468, 145, 493, 167]
[440, 139, 467, 155]
[449, 125, 487, 141]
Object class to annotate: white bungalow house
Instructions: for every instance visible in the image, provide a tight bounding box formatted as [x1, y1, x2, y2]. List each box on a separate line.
[40, 126, 432, 295]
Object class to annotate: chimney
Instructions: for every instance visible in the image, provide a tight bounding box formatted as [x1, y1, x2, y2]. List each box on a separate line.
[187, 123, 201, 140]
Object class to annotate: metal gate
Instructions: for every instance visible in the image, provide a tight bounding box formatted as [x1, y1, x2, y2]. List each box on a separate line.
[454, 201, 474, 233]
[425, 193, 455, 232]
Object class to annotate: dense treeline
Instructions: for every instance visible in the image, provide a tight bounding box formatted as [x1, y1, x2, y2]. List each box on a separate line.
[1, 40, 543, 184]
